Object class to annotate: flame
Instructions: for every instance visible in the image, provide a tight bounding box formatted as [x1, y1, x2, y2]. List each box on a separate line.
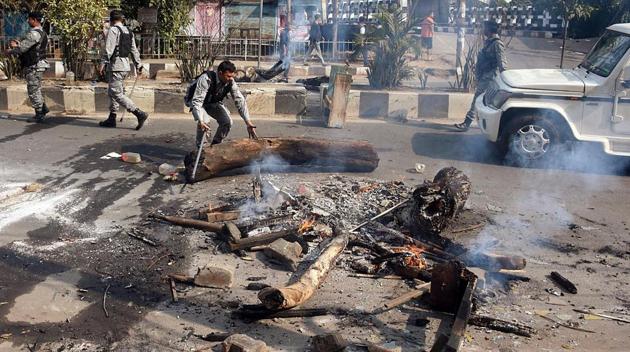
[392, 245, 427, 269]
[298, 217, 316, 234]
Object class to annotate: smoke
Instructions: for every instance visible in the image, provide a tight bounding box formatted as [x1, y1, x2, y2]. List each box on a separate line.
[238, 154, 292, 218]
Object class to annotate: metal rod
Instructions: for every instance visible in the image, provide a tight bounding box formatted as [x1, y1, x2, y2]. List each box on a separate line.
[350, 199, 409, 233]
[191, 132, 208, 181]
[257, 0, 263, 68]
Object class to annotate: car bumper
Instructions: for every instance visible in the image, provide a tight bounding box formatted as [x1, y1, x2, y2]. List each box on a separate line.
[476, 94, 502, 143]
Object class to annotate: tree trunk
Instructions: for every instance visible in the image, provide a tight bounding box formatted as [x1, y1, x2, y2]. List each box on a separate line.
[185, 137, 379, 182]
[258, 233, 348, 310]
[560, 18, 569, 69]
[396, 167, 471, 237]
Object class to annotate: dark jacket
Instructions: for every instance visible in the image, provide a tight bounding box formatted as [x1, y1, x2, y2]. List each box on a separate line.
[308, 22, 322, 42]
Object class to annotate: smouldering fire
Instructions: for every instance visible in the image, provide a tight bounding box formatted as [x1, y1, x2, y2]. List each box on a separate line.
[392, 245, 427, 269]
[298, 217, 316, 234]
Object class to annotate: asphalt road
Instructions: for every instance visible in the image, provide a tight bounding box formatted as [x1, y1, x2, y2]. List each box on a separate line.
[1, 114, 629, 351]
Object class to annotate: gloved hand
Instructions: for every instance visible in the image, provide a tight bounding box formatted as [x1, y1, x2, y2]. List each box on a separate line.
[136, 64, 144, 74]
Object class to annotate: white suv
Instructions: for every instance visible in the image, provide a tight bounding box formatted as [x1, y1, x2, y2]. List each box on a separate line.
[476, 23, 630, 166]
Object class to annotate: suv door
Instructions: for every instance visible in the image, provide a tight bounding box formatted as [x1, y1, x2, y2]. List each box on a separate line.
[612, 62, 630, 134]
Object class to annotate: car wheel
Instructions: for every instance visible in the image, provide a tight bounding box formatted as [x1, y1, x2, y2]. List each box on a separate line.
[500, 114, 563, 167]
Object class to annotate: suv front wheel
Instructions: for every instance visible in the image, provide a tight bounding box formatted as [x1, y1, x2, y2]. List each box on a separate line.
[499, 114, 563, 167]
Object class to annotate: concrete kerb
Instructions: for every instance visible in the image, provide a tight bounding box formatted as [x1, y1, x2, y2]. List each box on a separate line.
[0, 82, 307, 118]
[343, 88, 473, 120]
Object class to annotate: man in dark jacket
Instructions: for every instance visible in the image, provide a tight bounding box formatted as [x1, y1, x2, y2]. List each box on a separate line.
[455, 21, 507, 131]
[5, 12, 50, 122]
[304, 15, 325, 65]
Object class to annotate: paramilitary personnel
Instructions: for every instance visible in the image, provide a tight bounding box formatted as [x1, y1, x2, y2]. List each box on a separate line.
[186, 60, 257, 149]
[5, 12, 50, 122]
[98, 10, 148, 130]
[454, 21, 507, 131]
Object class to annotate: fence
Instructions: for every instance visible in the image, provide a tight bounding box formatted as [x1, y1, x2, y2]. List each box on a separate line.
[0, 34, 357, 62]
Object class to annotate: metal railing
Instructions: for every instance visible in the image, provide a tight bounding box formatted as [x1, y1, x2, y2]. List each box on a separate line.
[1, 34, 358, 61]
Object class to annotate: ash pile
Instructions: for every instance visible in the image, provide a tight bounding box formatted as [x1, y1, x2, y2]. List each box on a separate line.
[152, 167, 536, 351]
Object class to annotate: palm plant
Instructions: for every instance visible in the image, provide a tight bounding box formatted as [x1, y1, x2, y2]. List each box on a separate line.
[363, 6, 421, 89]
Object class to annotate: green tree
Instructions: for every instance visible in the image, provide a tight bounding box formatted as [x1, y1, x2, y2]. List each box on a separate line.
[535, 0, 596, 67]
[44, 0, 108, 79]
[149, 0, 193, 51]
[363, 6, 421, 89]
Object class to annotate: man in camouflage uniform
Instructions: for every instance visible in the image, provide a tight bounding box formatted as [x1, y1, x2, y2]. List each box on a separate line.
[455, 21, 507, 131]
[5, 12, 50, 122]
[98, 10, 148, 130]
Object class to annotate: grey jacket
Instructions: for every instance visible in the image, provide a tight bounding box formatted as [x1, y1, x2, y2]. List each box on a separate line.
[101, 23, 141, 72]
[10, 26, 49, 71]
[190, 73, 251, 124]
[476, 34, 508, 81]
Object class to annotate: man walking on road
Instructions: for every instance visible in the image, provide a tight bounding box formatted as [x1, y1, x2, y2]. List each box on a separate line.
[304, 15, 325, 66]
[420, 12, 435, 61]
[279, 23, 291, 82]
[98, 10, 148, 130]
[186, 60, 257, 149]
[5, 12, 50, 122]
[455, 21, 507, 131]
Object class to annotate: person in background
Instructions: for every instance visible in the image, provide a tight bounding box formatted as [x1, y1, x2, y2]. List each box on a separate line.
[279, 23, 291, 82]
[98, 10, 148, 130]
[5, 12, 50, 122]
[357, 17, 369, 66]
[420, 12, 435, 61]
[304, 14, 326, 66]
[454, 21, 507, 132]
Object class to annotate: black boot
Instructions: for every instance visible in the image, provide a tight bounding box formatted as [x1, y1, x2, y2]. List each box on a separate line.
[132, 109, 148, 130]
[41, 103, 49, 116]
[99, 113, 117, 128]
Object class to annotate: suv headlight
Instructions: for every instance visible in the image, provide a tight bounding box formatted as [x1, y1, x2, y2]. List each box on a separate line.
[490, 90, 511, 108]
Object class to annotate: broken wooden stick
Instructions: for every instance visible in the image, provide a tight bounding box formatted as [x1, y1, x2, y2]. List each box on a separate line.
[207, 211, 240, 223]
[383, 282, 431, 310]
[235, 306, 333, 321]
[103, 284, 110, 318]
[258, 231, 348, 310]
[127, 232, 157, 247]
[185, 137, 380, 181]
[536, 313, 595, 333]
[469, 315, 536, 337]
[169, 278, 178, 303]
[450, 223, 484, 234]
[468, 252, 527, 271]
[150, 214, 223, 232]
[550, 271, 577, 294]
[443, 274, 477, 352]
[573, 309, 630, 324]
[229, 227, 298, 251]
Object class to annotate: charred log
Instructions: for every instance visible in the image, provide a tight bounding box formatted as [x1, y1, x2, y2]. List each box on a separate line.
[185, 137, 379, 182]
[396, 167, 471, 238]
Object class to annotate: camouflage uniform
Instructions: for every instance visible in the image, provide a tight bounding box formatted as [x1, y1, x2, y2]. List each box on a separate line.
[463, 34, 507, 125]
[10, 26, 50, 117]
[99, 21, 148, 130]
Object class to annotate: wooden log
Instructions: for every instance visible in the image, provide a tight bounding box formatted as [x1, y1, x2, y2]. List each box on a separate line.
[234, 306, 333, 321]
[207, 211, 240, 223]
[469, 315, 536, 337]
[184, 137, 380, 182]
[150, 214, 223, 233]
[396, 167, 471, 236]
[258, 232, 348, 310]
[229, 228, 298, 251]
[383, 283, 431, 310]
[468, 252, 527, 271]
[168, 273, 195, 284]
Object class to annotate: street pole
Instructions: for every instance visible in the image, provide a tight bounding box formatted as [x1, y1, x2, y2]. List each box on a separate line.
[258, 0, 263, 68]
[456, 0, 466, 84]
[287, 0, 292, 25]
[332, 0, 338, 59]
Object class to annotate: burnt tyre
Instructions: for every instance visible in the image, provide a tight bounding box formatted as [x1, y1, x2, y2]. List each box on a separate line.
[499, 114, 564, 167]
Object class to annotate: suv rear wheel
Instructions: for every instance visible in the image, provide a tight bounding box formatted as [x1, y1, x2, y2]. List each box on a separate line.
[499, 114, 563, 167]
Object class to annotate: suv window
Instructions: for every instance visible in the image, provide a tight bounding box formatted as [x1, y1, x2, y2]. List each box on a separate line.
[580, 30, 630, 77]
